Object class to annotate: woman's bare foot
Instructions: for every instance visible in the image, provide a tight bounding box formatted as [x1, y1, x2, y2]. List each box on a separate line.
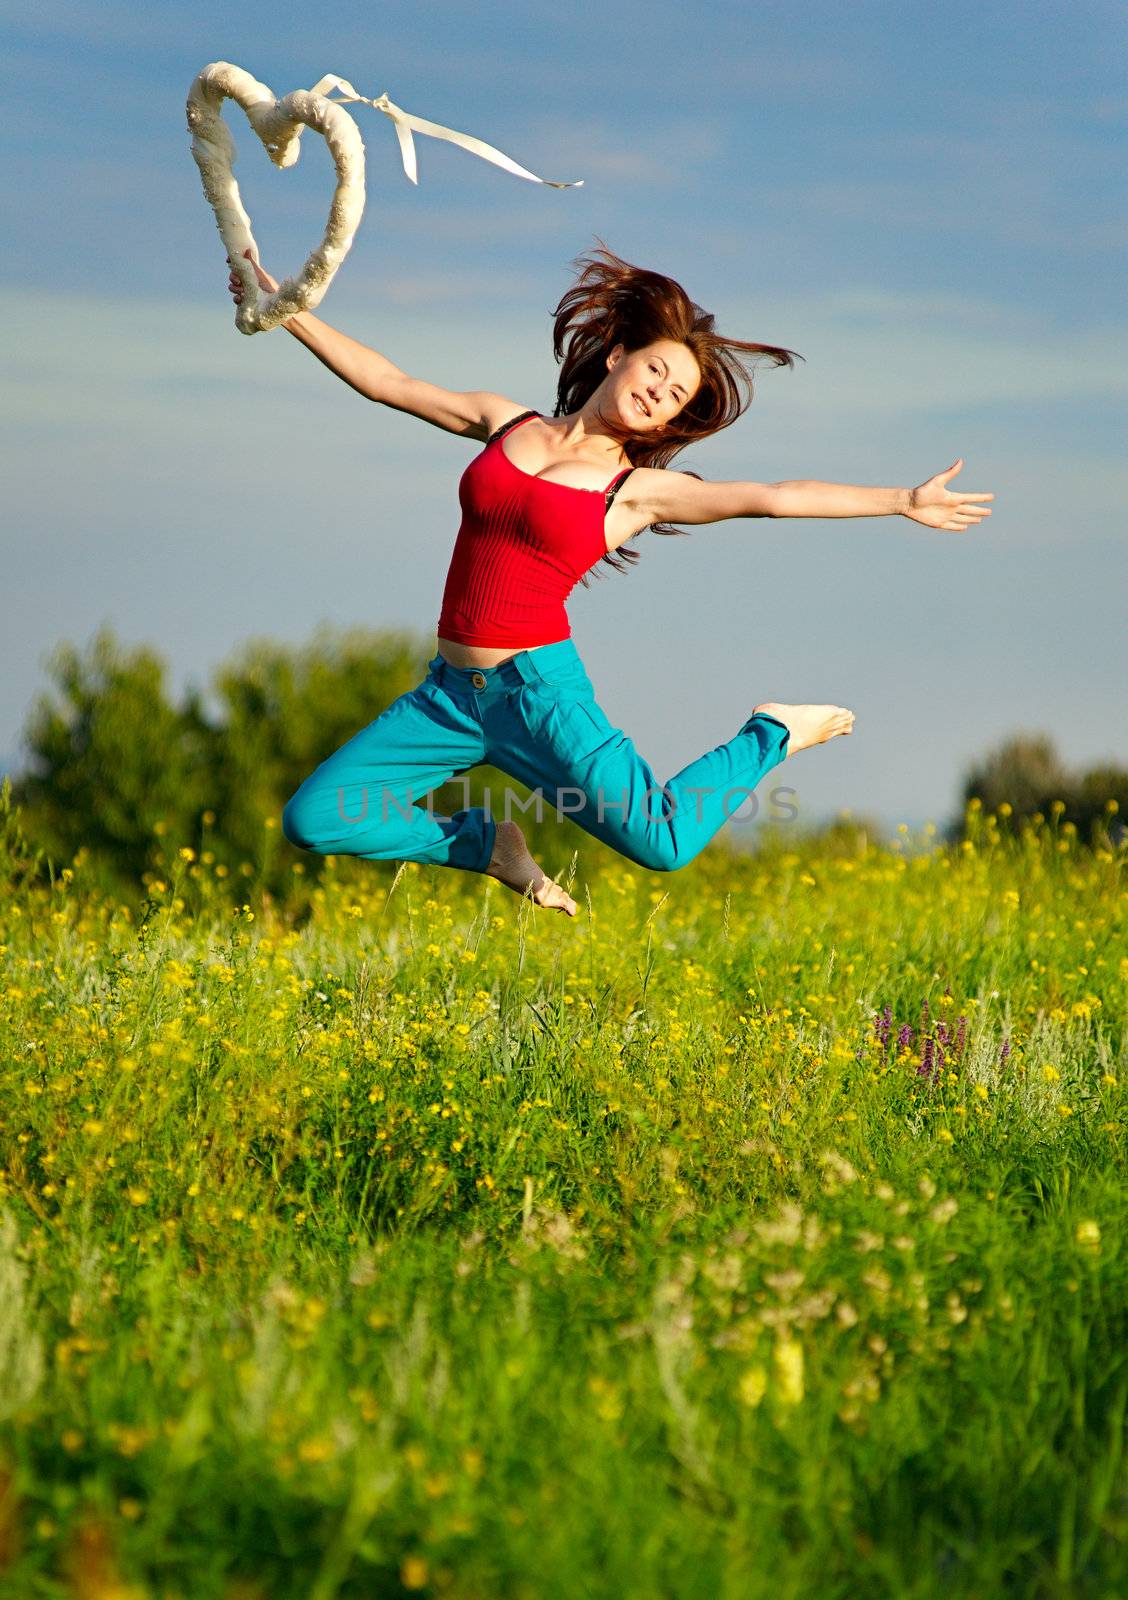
[484, 819, 578, 916]
[753, 702, 855, 757]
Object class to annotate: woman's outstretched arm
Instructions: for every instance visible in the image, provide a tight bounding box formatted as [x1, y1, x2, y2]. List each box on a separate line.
[624, 462, 994, 533]
[227, 251, 523, 442]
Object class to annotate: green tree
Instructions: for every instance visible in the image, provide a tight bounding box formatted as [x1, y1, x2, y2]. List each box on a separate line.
[961, 733, 1069, 819]
[10, 627, 211, 895]
[956, 732, 1127, 848]
[1067, 764, 1128, 846]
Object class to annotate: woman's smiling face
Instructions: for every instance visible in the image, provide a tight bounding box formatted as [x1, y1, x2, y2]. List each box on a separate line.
[603, 339, 702, 433]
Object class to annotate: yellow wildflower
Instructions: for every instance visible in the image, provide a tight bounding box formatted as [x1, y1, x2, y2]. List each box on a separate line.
[738, 1367, 768, 1408]
[773, 1336, 805, 1405]
[1075, 1220, 1101, 1252]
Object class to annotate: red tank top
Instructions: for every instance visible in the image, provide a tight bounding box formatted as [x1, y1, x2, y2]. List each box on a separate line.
[437, 412, 635, 649]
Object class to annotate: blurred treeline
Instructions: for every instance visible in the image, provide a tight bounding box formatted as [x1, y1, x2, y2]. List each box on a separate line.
[953, 733, 1127, 848]
[4, 625, 1125, 905]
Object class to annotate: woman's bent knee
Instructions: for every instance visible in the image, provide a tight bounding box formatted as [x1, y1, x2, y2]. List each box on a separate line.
[282, 789, 323, 854]
[282, 779, 429, 861]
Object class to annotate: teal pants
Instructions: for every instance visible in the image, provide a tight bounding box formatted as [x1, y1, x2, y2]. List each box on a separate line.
[281, 640, 791, 875]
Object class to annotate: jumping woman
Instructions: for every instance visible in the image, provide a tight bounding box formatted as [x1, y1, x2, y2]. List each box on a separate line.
[228, 243, 992, 918]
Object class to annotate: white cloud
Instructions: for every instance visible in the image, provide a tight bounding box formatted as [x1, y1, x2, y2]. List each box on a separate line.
[11, 280, 1127, 425]
[707, 286, 1128, 417]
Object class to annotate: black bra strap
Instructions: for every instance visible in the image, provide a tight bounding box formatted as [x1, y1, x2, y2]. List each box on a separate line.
[605, 467, 635, 510]
[486, 410, 540, 446]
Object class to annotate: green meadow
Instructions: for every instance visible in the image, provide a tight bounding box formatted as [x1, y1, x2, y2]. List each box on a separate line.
[0, 788, 1124, 1598]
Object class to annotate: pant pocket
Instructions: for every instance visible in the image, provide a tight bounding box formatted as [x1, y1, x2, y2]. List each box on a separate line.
[527, 649, 592, 687]
[518, 687, 610, 768]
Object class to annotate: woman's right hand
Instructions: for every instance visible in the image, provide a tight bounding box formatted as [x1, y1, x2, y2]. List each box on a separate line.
[227, 249, 279, 304]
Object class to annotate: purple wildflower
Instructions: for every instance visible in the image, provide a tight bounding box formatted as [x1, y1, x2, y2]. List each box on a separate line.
[918, 1037, 936, 1080]
[936, 1021, 951, 1049]
[897, 1023, 915, 1050]
[999, 1038, 1011, 1068]
[873, 1005, 893, 1049]
[921, 997, 931, 1028]
[956, 1016, 968, 1058]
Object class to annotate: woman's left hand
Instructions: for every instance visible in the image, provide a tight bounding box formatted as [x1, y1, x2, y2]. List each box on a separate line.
[904, 460, 994, 531]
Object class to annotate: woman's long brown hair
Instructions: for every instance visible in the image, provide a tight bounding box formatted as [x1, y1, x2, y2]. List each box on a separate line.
[552, 240, 804, 579]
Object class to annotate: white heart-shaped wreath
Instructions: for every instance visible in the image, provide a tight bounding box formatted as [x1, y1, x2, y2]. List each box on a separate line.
[186, 61, 583, 335]
[187, 62, 365, 335]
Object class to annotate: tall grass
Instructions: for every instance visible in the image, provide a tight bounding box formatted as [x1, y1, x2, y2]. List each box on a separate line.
[0, 788, 1124, 1598]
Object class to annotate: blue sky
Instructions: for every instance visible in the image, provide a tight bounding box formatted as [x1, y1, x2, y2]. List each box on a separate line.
[2, 0, 1125, 833]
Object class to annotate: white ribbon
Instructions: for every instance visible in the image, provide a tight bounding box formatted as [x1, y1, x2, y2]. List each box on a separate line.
[308, 74, 583, 189]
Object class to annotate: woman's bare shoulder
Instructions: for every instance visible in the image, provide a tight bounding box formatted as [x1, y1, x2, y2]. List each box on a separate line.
[373, 380, 535, 442]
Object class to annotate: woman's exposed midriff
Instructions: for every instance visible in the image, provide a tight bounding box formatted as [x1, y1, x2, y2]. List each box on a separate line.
[436, 637, 535, 669]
